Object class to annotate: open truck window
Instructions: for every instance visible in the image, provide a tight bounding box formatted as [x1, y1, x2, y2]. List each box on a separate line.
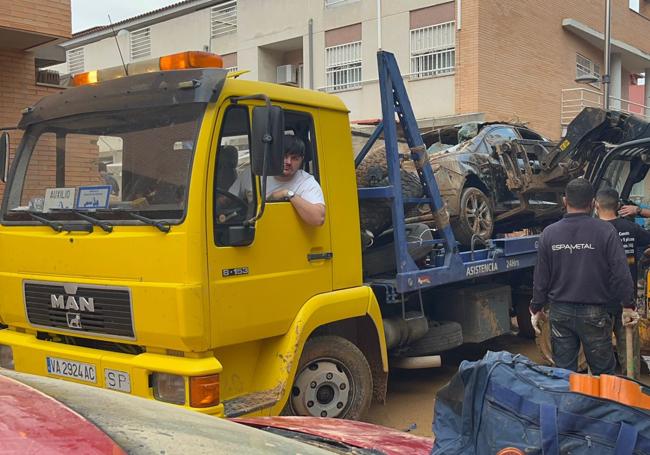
[214, 104, 257, 246]
[3, 103, 205, 224]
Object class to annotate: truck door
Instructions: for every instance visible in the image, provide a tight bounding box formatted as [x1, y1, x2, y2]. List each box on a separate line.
[206, 102, 333, 346]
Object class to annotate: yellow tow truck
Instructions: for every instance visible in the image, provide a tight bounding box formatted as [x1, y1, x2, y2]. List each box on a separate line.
[0, 50, 561, 419]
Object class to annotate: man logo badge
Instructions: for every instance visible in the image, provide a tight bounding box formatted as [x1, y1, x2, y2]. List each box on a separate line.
[66, 312, 82, 329]
[50, 291, 95, 312]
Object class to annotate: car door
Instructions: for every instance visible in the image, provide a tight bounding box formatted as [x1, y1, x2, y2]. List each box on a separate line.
[482, 126, 520, 208]
[206, 101, 333, 347]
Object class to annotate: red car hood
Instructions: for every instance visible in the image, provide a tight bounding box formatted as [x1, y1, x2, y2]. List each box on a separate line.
[234, 416, 434, 455]
[0, 375, 124, 454]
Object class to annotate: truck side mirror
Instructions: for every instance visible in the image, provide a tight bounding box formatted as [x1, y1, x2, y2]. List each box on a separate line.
[0, 132, 9, 183]
[251, 105, 284, 177]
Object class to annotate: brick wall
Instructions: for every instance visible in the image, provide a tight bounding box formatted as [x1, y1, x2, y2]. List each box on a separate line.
[455, 0, 479, 116]
[0, 0, 70, 38]
[456, 0, 650, 139]
[0, 51, 67, 200]
[0, 0, 71, 200]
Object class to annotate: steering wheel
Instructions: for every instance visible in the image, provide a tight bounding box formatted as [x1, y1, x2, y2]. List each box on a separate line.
[215, 188, 249, 222]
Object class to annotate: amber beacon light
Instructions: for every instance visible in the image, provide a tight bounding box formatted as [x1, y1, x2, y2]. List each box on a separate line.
[72, 51, 224, 87]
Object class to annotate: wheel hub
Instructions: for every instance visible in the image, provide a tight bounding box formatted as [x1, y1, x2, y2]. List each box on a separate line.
[465, 193, 492, 236]
[290, 359, 351, 418]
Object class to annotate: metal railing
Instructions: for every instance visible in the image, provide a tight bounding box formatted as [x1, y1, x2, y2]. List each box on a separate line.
[561, 87, 649, 126]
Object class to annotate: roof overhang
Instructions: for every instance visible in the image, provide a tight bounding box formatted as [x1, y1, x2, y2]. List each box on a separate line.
[62, 0, 227, 49]
[562, 18, 650, 72]
[0, 27, 61, 52]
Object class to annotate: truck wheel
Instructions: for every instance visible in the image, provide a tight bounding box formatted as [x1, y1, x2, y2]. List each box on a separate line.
[452, 187, 494, 247]
[286, 336, 372, 420]
[402, 321, 463, 356]
[536, 315, 588, 372]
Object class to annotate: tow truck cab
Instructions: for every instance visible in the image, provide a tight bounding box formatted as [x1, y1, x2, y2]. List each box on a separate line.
[0, 51, 387, 418]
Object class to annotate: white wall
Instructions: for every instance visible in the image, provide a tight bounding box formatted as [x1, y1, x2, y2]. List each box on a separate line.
[54, 0, 458, 122]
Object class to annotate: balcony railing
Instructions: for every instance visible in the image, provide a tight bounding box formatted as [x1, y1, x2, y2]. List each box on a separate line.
[561, 87, 650, 126]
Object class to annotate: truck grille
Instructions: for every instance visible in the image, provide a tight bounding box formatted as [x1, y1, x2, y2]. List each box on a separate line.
[24, 281, 134, 340]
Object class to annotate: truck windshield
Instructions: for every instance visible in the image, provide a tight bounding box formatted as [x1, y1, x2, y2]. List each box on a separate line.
[3, 103, 205, 224]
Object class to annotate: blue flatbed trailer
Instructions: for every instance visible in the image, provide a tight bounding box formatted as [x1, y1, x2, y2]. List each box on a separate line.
[358, 50, 539, 295]
[356, 51, 540, 352]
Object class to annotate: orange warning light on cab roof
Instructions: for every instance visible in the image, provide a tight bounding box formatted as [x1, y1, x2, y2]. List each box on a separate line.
[159, 51, 224, 71]
[71, 51, 224, 87]
[71, 70, 98, 87]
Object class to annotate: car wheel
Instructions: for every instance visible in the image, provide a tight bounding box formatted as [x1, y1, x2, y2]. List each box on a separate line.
[536, 314, 588, 372]
[285, 336, 373, 420]
[452, 186, 494, 247]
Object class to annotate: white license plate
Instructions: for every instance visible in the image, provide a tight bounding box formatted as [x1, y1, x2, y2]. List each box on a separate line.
[104, 368, 131, 393]
[46, 357, 97, 383]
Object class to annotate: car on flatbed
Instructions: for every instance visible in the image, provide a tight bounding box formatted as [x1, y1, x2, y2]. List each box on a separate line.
[425, 121, 556, 245]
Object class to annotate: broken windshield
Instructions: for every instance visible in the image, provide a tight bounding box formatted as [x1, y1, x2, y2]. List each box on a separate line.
[3, 103, 205, 224]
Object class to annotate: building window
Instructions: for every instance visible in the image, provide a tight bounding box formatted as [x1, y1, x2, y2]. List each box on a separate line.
[410, 22, 456, 78]
[67, 47, 85, 74]
[576, 54, 601, 86]
[325, 41, 362, 92]
[211, 0, 237, 38]
[325, 0, 358, 6]
[130, 28, 151, 60]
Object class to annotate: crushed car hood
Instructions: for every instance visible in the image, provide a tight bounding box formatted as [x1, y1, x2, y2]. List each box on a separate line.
[235, 416, 434, 455]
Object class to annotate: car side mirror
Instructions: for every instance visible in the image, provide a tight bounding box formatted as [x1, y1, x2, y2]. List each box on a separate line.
[0, 132, 9, 183]
[251, 105, 284, 177]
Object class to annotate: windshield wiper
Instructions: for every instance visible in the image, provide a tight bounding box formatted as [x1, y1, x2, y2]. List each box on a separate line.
[49, 209, 113, 233]
[70, 210, 113, 233]
[9, 210, 94, 233]
[123, 211, 171, 233]
[20, 211, 63, 232]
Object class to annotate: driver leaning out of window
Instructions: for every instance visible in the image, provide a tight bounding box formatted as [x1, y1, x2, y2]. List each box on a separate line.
[229, 136, 325, 226]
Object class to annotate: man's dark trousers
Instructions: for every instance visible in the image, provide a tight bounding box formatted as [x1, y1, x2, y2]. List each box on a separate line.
[550, 302, 616, 375]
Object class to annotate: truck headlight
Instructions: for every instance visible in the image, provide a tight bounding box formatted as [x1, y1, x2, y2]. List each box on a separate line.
[152, 372, 185, 405]
[0, 344, 14, 370]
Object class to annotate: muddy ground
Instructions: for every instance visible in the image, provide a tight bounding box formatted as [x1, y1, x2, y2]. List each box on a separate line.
[366, 333, 650, 438]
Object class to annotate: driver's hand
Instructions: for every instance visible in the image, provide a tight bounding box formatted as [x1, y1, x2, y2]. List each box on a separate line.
[619, 205, 639, 217]
[268, 189, 289, 202]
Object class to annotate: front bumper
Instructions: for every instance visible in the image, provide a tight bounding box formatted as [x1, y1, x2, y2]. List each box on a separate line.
[0, 329, 224, 416]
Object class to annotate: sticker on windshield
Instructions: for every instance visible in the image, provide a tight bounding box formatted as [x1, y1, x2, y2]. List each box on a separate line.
[44, 188, 76, 211]
[76, 185, 111, 210]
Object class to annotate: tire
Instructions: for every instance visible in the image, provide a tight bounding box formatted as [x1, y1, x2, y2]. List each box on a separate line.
[402, 320, 463, 356]
[285, 336, 372, 420]
[536, 313, 588, 372]
[452, 186, 494, 247]
[359, 170, 424, 236]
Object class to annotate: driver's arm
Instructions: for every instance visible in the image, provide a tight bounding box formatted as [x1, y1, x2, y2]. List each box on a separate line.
[291, 195, 325, 226]
[268, 189, 325, 226]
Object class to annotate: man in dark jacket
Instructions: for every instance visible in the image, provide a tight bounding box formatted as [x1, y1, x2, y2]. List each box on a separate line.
[595, 188, 645, 377]
[530, 178, 633, 374]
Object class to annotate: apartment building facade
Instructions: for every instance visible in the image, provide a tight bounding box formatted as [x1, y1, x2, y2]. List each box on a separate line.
[0, 0, 71, 197]
[48, 0, 650, 139]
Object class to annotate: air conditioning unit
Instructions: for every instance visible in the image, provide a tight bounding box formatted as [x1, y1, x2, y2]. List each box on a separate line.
[277, 64, 297, 85]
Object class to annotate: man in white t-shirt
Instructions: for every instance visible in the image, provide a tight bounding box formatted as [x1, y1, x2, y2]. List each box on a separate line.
[229, 136, 325, 226]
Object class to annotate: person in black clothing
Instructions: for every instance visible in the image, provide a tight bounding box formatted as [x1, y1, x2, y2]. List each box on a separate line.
[596, 188, 645, 378]
[530, 178, 633, 375]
